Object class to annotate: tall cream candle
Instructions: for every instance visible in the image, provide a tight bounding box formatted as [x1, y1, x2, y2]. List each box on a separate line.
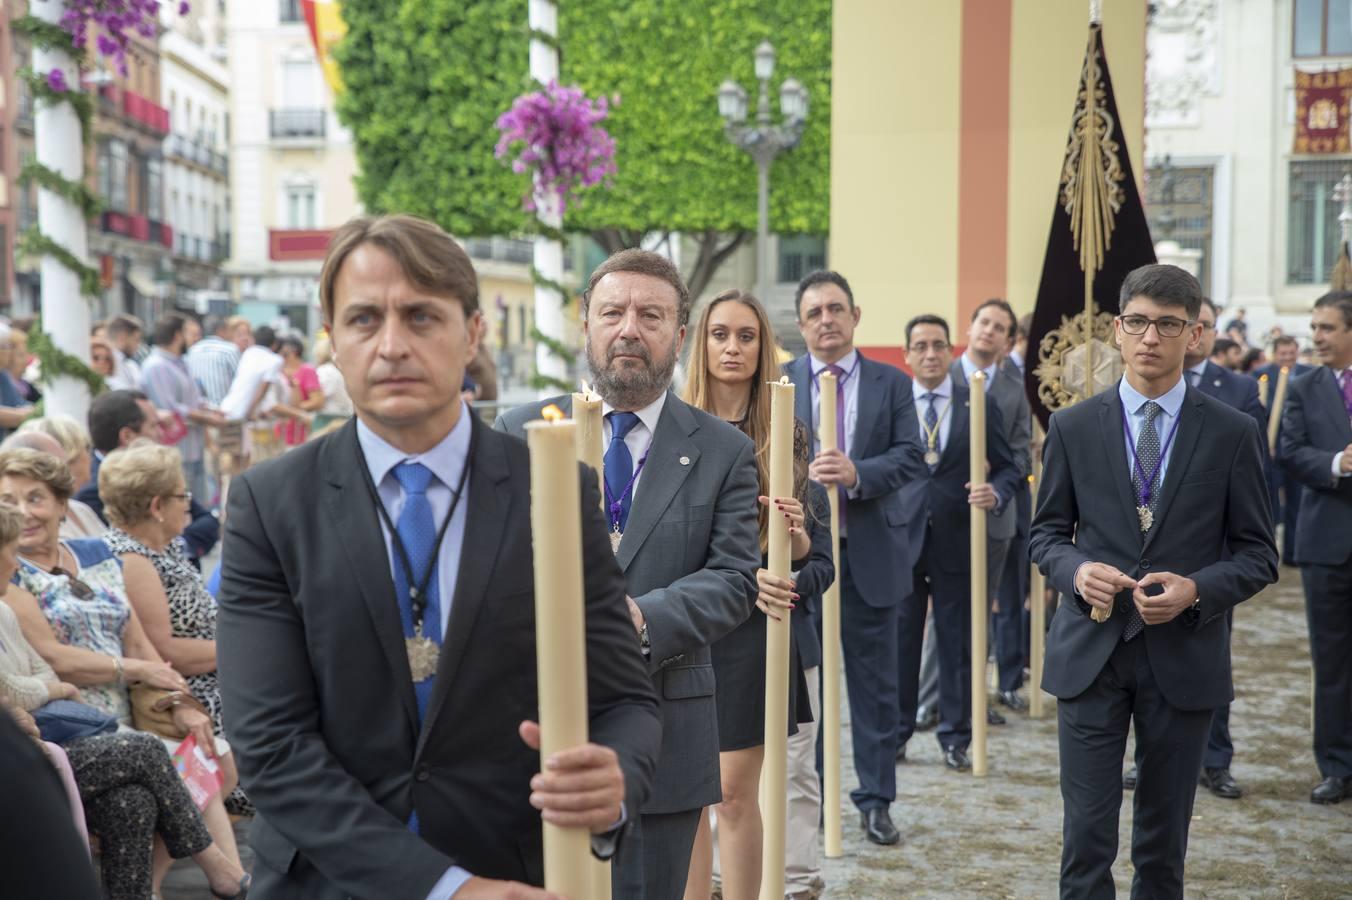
[759, 378, 794, 900]
[525, 406, 592, 898]
[569, 387, 610, 900]
[969, 372, 989, 778]
[817, 369, 844, 859]
[1257, 373, 1269, 409]
[573, 385, 605, 513]
[1267, 366, 1290, 456]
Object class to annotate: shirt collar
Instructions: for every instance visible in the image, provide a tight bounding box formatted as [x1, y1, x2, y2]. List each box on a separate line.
[1119, 374, 1187, 419]
[602, 391, 668, 436]
[960, 352, 998, 383]
[913, 373, 953, 402]
[1187, 359, 1209, 377]
[356, 402, 473, 493]
[809, 349, 859, 380]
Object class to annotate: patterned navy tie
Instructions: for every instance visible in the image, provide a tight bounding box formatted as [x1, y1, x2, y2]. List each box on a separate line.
[1123, 402, 1161, 642]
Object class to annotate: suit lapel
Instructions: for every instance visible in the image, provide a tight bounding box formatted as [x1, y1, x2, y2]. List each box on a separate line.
[1142, 389, 1205, 554]
[941, 387, 969, 468]
[1315, 366, 1352, 441]
[418, 418, 513, 756]
[323, 423, 419, 734]
[948, 359, 968, 389]
[616, 395, 700, 570]
[1098, 391, 1145, 547]
[852, 357, 883, 457]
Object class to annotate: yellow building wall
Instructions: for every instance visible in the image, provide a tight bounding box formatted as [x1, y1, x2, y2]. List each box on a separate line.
[830, 1, 1147, 352]
[829, 0, 963, 350]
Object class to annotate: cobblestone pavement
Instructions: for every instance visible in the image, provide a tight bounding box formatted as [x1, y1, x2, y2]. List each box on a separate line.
[163, 566, 1350, 899]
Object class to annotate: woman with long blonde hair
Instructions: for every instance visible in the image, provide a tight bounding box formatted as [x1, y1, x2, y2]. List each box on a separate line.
[682, 290, 834, 900]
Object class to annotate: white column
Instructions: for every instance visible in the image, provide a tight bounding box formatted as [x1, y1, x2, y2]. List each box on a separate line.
[33, 0, 92, 421]
[529, 0, 567, 393]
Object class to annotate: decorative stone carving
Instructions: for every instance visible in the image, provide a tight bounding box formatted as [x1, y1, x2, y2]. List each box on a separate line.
[1146, 0, 1221, 129]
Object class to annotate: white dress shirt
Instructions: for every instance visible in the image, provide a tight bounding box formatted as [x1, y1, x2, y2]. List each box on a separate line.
[1186, 358, 1210, 389]
[359, 409, 474, 900]
[912, 374, 955, 457]
[808, 350, 861, 458]
[959, 353, 998, 392]
[601, 391, 668, 503]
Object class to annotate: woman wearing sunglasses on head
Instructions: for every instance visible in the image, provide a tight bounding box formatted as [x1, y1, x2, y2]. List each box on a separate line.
[0, 448, 249, 896]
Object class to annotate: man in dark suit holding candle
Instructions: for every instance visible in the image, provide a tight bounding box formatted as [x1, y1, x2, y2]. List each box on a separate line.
[1279, 290, 1352, 805]
[898, 314, 1020, 771]
[783, 270, 927, 846]
[219, 215, 662, 900]
[1031, 264, 1276, 898]
[1254, 336, 1313, 566]
[497, 249, 760, 900]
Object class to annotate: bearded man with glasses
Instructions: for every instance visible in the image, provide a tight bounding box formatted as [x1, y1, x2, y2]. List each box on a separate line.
[1030, 264, 1277, 899]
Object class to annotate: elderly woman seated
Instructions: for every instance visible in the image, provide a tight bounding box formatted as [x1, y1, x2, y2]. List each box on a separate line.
[4, 420, 104, 537]
[0, 500, 249, 899]
[0, 448, 248, 891]
[99, 439, 252, 815]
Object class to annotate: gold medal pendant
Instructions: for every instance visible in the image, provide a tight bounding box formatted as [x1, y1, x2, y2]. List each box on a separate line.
[1137, 506, 1153, 533]
[924, 449, 940, 466]
[406, 627, 440, 682]
[610, 528, 623, 554]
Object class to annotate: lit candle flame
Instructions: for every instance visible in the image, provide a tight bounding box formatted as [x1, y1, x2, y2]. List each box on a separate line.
[579, 380, 600, 402]
[542, 404, 565, 423]
[778, 375, 791, 385]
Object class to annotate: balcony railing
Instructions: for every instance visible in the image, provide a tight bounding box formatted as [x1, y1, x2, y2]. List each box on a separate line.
[103, 212, 174, 249]
[166, 134, 230, 177]
[269, 109, 326, 139]
[123, 89, 171, 135]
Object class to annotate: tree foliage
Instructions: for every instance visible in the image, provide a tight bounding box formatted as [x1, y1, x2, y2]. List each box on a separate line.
[335, 0, 831, 296]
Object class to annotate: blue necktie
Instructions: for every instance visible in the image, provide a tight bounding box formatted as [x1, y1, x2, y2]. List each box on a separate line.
[604, 412, 642, 532]
[393, 462, 441, 722]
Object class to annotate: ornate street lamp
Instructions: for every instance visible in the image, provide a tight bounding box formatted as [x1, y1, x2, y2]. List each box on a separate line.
[717, 41, 809, 305]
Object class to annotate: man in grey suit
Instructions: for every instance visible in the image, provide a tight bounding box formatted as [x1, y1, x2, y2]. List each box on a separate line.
[219, 215, 661, 900]
[497, 249, 760, 900]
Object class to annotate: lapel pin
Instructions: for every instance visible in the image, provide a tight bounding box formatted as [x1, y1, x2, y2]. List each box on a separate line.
[679, 456, 691, 466]
[1213, 379, 1222, 387]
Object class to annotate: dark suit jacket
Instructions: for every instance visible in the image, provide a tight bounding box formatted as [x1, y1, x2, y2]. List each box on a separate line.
[1193, 360, 1269, 455]
[784, 354, 927, 608]
[79, 452, 219, 561]
[1030, 383, 1277, 711]
[497, 393, 759, 815]
[899, 383, 1020, 575]
[1278, 366, 1352, 566]
[217, 417, 661, 899]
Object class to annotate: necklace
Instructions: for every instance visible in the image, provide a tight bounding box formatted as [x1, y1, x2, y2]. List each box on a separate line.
[604, 449, 650, 553]
[918, 396, 952, 466]
[354, 425, 474, 683]
[1119, 403, 1183, 533]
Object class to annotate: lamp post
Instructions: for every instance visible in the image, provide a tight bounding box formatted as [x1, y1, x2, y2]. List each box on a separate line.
[718, 41, 809, 304]
[1333, 172, 1352, 251]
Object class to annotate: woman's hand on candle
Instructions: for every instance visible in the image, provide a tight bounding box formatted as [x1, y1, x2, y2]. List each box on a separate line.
[808, 448, 857, 489]
[755, 569, 797, 621]
[965, 482, 998, 510]
[760, 495, 810, 555]
[519, 721, 626, 832]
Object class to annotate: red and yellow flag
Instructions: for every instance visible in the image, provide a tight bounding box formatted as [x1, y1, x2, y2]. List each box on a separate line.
[301, 0, 347, 95]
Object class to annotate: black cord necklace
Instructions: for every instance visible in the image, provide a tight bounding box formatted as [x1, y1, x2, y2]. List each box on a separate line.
[353, 420, 475, 680]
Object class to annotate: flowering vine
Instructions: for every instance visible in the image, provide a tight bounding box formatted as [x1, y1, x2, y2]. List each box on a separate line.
[494, 81, 618, 215]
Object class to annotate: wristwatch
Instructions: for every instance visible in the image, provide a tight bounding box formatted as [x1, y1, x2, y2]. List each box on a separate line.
[638, 623, 651, 658]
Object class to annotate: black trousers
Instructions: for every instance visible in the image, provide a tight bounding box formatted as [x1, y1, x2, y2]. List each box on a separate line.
[613, 808, 702, 900]
[839, 545, 901, 810]
[1302, 557, 1352, 778]
[898, 532, 971, 752]
[1203, 608, 1236, 770]
[1057, 638, 1212, 900]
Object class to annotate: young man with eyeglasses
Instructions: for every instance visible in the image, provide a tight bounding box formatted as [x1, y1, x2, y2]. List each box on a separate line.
[1030, 264, 1277, 898]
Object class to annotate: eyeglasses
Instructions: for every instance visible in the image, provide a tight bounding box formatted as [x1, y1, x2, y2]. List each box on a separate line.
[50, 567, 95, 601]
[169, 492, 192, 503]
[1118, 315, 1193, 338]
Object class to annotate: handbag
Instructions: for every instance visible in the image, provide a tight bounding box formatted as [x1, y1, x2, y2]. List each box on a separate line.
[31, 699, 118, 745]
[129, 684, 210, 740]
